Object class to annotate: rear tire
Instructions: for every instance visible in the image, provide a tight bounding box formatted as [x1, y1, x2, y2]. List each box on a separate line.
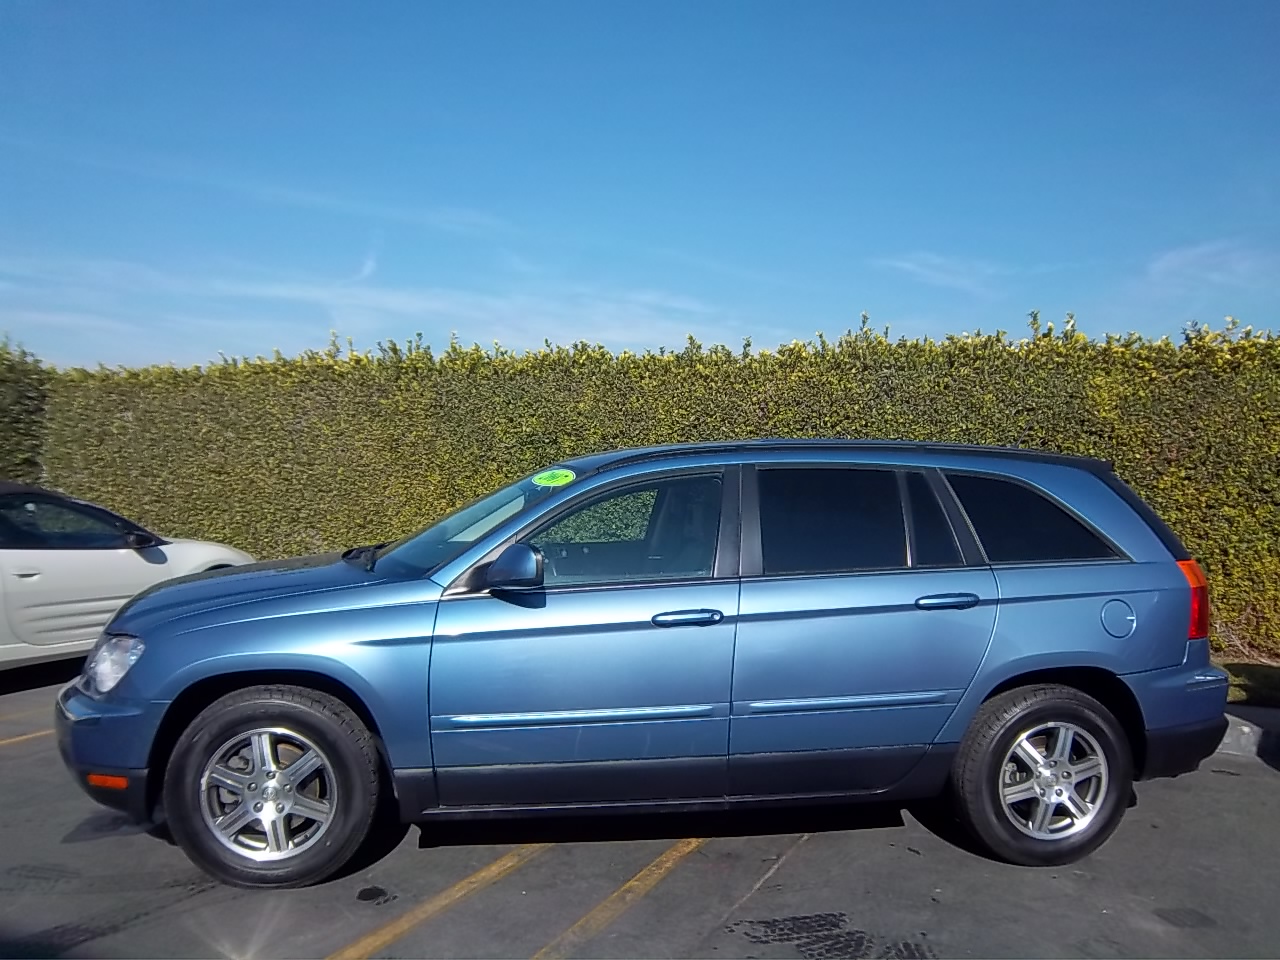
[951, 684, 1133, 866]
[163, 684, 381, 888]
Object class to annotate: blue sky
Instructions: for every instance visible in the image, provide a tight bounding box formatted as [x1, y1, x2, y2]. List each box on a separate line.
[1, 1, 1277, 368]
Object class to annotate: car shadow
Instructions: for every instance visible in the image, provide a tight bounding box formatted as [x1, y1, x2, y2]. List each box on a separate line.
[0, 658, 82, 697]
[1224, 661, 1280, 709]
[60, 795, 995, 883]
[1224, 661, 1280, 773]
[412, 798, 994, 861]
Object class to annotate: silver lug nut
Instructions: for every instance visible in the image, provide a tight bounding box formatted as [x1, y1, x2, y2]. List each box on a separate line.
[248, 783, 257, 792]
[267, 771, 276, 780]
[284, 784, 292, 792]
[276, 803, 285, 813]
[253, 801, 263, 812]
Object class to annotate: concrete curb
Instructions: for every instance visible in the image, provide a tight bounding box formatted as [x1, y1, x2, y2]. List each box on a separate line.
[1218, 706, 1279, 762]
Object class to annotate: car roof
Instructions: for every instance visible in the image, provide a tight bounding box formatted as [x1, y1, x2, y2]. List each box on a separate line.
[559, 439, 1113, 477]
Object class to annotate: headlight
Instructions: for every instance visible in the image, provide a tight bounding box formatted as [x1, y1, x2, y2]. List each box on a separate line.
[82, 634, 145, 695]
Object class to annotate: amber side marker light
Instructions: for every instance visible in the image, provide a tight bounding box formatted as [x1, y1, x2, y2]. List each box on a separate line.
[86, 774, 129, 790]
[1177, 559, 1211, 641]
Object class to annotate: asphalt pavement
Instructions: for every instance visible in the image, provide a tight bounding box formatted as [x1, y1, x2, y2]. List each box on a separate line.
[2, 660, 1278, 960]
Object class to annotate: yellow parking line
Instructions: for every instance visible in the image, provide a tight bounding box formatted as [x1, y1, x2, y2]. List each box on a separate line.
[531, 838, 706, 960]
[0, 729, 53, 748]
[327, 843, 552, 960]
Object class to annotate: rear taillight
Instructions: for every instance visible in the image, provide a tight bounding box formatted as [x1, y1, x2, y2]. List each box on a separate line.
[1177, 559, 1210, 640]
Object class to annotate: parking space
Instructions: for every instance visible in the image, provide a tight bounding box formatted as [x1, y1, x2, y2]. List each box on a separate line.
[2, 667, 1278, 960]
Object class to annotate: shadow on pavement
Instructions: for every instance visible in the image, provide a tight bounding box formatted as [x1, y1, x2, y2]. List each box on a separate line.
[1225, 661, 1280, 709]
[0, 659, 82, 698]
[412, 799, 993, 860]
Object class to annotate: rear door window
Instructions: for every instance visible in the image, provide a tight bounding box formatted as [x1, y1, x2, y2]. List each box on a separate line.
[944, 473, 1118, 564]
[757, 468, 907, 575]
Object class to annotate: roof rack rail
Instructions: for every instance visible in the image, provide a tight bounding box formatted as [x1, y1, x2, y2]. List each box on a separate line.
[592, 438, 1114, 474]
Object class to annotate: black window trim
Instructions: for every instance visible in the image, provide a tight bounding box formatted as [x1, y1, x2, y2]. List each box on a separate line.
[936, 468, 1133, 567]
[741, 462, 972, 581]
[0, 492, 154, 552]
[444, 464, 741, 597]
[903, 469, 979, 569]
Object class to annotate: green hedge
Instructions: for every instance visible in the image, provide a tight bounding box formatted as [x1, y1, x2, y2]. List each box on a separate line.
[0, 338, 51, 484]
[37, 317, 1280, 659]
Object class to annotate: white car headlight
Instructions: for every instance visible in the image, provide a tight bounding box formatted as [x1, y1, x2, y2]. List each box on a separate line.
[82, 634, 145, 695]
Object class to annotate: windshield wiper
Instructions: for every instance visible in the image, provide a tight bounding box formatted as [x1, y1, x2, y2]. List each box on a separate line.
[341, 542, 389, 572]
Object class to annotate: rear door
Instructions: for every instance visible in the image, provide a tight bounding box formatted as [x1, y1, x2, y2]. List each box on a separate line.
[730, 464, 998, 798]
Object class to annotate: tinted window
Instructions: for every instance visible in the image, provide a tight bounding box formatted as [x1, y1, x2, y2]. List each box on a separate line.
[0, 496, 128, 550]
[528, 474, 722, 586]
[905, 472, 962, 567]
[757, 468, 906, 575]
[946, 473, 1118, 563]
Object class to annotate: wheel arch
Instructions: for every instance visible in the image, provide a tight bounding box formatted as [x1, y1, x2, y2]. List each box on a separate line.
[145, 668, 391, 819]
[979, 667, 1149, 777]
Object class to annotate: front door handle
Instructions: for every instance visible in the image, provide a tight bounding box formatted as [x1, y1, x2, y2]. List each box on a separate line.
[652, 609, 724, 627]
[11, 570, 41, 580]
[915, 593, 981, 611]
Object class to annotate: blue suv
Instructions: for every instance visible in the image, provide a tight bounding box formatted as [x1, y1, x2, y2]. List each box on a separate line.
[55, 441, 1229, 887]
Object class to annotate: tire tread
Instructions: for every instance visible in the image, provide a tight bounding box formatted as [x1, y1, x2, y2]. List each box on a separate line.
[163, 683, 381, 888]
[951, 683, 1132, 866]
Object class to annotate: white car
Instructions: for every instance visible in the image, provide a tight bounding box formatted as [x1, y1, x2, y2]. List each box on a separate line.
[0, 481, 255, 670]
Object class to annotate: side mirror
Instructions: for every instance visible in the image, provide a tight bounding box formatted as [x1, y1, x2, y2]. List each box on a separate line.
[124, 530, 161, 550]
[485, 543, 544, 590]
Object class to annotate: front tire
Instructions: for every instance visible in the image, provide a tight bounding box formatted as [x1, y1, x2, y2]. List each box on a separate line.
[951, 684, 1133, 866]
[163, 684, 381, 888]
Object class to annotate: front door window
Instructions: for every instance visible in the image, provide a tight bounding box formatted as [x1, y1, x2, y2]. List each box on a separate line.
[527, 474, 724, 587]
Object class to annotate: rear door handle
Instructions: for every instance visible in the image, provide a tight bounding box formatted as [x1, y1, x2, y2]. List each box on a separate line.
[652, 609, 724, 627]
[915, 593, 981, 611]
[12, 570, 41, 580]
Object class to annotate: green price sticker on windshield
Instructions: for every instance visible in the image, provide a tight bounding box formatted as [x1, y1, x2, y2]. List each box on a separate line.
[532, 468, 576, 487]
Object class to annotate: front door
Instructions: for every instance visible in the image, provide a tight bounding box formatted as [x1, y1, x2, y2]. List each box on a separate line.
[0, 493, 162, 648]
[730, 465, 998, 797]
[429, 468, 739, 808]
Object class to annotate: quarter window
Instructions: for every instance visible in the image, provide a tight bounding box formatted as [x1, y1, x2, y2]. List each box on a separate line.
[945, 473, 1118, 563]
[527, 474, 722, 586]
[757, 468, 906, 576]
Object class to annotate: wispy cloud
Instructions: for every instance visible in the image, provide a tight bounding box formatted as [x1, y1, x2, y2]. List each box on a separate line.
[0, 253, 747, 366]
[870, 252, 1013, 298]
[0, 131, 512, 237]
[1143, 239, 1278, 293]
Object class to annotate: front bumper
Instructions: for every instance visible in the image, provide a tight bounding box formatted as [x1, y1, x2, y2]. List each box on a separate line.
[55, 681, 163, 824]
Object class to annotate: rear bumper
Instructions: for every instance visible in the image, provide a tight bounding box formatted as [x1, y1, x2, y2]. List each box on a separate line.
[1123, 645, 1229, 780]
[55, 681, 160, 824]
[1140, 715, 1229, 780]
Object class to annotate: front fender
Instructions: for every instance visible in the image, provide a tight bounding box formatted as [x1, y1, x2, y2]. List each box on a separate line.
[152, 644, 434, 770]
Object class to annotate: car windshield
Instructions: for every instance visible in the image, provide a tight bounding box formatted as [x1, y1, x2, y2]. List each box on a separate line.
[371, 468, 571, 577]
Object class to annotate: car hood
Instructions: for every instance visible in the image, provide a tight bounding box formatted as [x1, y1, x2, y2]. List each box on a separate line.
[108, 551, 388, 636]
